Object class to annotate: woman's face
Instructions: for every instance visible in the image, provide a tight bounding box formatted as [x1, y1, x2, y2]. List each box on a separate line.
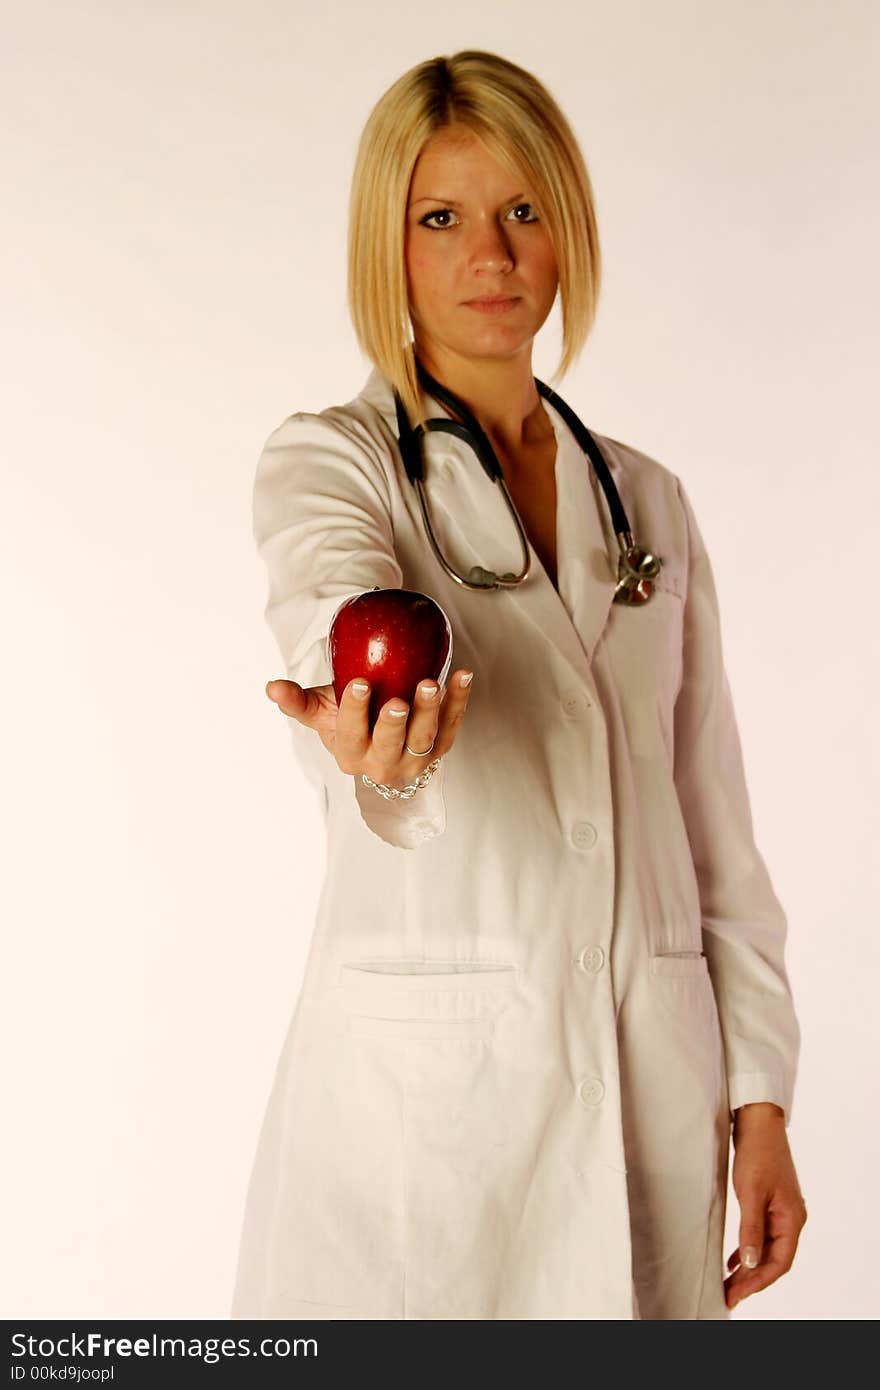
[404, 127, 559, 369]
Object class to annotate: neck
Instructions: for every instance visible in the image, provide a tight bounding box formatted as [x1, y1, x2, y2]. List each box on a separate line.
[414, 344, 555, 460]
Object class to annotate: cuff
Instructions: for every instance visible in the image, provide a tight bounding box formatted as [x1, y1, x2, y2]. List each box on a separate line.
[727, 1070, 795, 1128]
[353, 758, 447, 849]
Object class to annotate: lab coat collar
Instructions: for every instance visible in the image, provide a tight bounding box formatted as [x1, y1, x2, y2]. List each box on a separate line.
[356, 364, 620, 686]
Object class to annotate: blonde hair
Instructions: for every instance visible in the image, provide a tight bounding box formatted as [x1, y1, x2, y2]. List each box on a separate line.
[347, 50, 602, 430]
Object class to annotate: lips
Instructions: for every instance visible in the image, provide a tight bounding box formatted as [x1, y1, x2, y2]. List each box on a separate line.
[464, 296, 520, 314]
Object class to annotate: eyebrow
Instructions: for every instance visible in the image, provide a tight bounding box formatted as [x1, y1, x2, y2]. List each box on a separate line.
[409, 192, 526, 207]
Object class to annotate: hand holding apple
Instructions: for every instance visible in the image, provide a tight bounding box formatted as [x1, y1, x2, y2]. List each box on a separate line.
[264, 588, 474, 793]
[328, 588, 453, 733]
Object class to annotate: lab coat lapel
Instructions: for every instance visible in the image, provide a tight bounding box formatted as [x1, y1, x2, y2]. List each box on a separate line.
[545, 397, 621, 671]
[358, 367, 618, 689]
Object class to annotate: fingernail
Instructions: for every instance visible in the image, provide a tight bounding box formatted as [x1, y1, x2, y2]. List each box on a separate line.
[460, 671, 474, 688]
[351, 681, 369, 697]
[419, 682, 439, 699]
[266, 681, 277, 698]
[742, 1246, 759, 1268]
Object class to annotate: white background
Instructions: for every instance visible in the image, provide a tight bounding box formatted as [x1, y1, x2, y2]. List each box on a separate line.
[3, 0, 878, 1319]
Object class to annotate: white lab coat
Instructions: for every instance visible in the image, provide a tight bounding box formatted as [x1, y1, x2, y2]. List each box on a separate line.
[230, 365, 800, 1320]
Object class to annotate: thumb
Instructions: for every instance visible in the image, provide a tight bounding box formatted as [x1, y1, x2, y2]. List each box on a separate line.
[265, 678, 309, 720]
[738, 1200, 766, 1271]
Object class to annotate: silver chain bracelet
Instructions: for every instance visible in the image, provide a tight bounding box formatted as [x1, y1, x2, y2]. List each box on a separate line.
[361, 757, 442, 801]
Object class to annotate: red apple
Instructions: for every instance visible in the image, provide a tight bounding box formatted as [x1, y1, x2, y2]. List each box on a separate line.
[327, 587, 453, 732]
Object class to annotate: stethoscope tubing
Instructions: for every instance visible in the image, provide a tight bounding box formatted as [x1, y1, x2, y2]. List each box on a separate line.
[393, 357, 660, 598]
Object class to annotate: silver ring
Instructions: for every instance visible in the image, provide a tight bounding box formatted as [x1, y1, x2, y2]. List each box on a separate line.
[405, 737, 435, 756]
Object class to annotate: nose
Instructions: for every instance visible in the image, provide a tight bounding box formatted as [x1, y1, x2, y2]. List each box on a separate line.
[468, 218, 515, 274]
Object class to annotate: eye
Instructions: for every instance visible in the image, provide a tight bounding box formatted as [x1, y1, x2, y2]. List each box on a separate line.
[418, 208, 460, 230]
[508, 202, 539, 222]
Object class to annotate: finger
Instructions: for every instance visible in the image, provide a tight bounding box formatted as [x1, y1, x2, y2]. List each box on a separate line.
[727, 1258, 779, 1306]
[724, 1238, 772, 1309]
[432, 667, 475, 756]
[398, 677, 443, 767]
[726, 1228, 799, 1306]
[369, 692, 413, 770]
[266, 678, 323, 725]
[333, 676, 374, 771]
[726, 1232, 766, 1308]
[737, 1207, 766, 1278]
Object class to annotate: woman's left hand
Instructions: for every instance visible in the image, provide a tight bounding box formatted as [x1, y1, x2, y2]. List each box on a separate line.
[725, 1102, 808, 1310]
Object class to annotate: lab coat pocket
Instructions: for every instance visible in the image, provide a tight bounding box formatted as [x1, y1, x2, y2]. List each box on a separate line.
[650, 950, 709, 978]
[336, 959, 519, 1040]
[333, 957, 525, 1316]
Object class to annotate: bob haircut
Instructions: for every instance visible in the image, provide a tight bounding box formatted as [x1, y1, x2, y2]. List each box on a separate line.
[347, 49, 602, 431]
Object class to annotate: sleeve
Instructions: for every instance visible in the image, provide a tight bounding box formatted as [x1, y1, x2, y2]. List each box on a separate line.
[672, 474, 801, 1126]
[252, 409, 447, 850]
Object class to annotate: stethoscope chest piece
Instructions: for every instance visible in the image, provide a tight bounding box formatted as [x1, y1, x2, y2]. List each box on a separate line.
[613, 533, 664, 604]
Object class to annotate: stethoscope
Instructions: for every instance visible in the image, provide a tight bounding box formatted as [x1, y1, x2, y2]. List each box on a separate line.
[393, 356, 663, 604]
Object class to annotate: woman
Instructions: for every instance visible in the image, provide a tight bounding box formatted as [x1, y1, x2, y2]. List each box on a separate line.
[231, 50, 806, 1321]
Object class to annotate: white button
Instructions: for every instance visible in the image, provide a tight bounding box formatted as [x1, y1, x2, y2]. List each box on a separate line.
[578, 1076, 605, 1107]
[571, 821, 597, 850]
[561, 687, 591, 717]
[577, 945, 605, 974]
